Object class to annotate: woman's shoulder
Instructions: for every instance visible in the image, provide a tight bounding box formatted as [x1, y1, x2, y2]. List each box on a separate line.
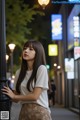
[39, 65, 47, 69]
[38, 65, 47, 71]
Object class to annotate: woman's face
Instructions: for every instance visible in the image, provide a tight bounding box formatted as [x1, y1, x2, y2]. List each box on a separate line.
[22, 46, 36, 61]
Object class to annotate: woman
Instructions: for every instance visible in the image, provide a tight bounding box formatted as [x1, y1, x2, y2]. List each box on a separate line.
[2, 40, 52, 120]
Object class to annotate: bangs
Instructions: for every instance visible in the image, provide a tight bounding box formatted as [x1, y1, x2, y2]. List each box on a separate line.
[23, 40, 37, 50]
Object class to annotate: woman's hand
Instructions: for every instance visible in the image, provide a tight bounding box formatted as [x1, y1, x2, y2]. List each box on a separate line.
[2, 86, 15, 100]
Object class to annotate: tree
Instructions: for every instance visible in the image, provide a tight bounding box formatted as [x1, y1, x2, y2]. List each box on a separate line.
[6, 0, 44, 48]
[6, 0, 44, 73]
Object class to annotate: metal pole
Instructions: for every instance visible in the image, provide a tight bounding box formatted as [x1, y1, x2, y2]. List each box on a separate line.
[10, 52, 13, 79]
[0, 0, 11, 119]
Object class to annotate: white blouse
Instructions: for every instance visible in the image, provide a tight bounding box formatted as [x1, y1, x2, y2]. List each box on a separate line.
[13, 65, 50, 112]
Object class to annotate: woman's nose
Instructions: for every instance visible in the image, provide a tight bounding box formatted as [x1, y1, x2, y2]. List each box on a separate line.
[25, 48, 29, 52]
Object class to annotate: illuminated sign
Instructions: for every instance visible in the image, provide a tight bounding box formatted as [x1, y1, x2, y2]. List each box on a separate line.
[51, 14, 62, 40]
[73, 16, 79, 47]
[48, 44, 58, 56]
[68, 0, 80, 3]
[65, 58, 74, 79]
[65, 58, 74, 72]
[73, 16, 79, 38]
[52, 0, 80, 3]
[74, 47, 80, 60]
[67, 5, 80, 50]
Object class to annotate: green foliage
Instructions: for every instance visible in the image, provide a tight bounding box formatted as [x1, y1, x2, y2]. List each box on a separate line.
[6, 0, 44, 48]
[6, 0, 45, 73]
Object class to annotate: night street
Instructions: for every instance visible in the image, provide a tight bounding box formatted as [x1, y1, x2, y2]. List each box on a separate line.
[11, 102, 79, 120]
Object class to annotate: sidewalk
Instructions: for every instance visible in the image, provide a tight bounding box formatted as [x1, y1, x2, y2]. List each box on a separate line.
[50, 104, 79, 120]
[10, 102, 79, 120]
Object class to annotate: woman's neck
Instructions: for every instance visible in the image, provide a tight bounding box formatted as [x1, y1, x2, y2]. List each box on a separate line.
[27, 61, 33, 70]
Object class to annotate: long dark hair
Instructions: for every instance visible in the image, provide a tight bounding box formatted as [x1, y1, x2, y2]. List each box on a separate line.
[16, 40, 46, 93]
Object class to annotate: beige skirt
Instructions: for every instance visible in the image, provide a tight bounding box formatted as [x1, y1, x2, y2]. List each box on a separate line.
[19, 103, 52, 120]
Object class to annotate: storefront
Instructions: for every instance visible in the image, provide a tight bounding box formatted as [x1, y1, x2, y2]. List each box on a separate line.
[67, 4, 80, 112]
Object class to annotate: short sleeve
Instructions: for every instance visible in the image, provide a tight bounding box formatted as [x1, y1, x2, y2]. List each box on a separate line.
[35, 65, 49, 89]
[13, 69, 20, 90]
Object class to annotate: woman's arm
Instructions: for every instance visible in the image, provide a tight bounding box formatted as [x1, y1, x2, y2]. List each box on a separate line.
[11, 90, 20, 102]
[2, 86, 43, 101]
[14, 87, 43, 101]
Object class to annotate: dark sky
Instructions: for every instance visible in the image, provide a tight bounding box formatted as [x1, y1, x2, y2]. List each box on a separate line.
[24, 0, 61, 14]
[24, 0, 62, 21]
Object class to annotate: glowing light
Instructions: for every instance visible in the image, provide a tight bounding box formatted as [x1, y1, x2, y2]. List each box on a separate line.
[38, 0, 50, 9]
[48, 44, 58, 56]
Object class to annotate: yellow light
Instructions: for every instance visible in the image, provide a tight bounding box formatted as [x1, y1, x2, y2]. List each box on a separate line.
[53, 63, 57, 67]
[38, 0, 50, 9]
[8, 43, 16, 52]
[57, 65, 61, 69]
[6, 54, 9, 61]
[48, 44, 58, 56]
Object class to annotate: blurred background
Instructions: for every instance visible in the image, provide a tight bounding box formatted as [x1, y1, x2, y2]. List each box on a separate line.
[1, 0, 80, 119]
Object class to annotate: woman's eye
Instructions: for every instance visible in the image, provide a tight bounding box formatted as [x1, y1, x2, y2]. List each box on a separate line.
[23, 47, 27, 50]
[29, 48, 34, 50]
[23, 47, 34, 51]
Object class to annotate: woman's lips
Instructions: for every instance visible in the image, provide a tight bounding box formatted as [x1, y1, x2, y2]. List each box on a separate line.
[23, 53, 28, 57]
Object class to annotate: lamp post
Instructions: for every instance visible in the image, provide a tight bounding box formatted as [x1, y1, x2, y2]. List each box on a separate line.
[38, 0, 50, 9]
[8, 43, 15, 79]
[6, 54, 9, 62]
[6, 54, 9, 72]
[0, 0, 11, 118]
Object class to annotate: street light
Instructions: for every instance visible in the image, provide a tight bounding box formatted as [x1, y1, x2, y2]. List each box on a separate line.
[6, 54, 9, 72]
[6, 54, 9, 62]
[8, 43, 16, 53]
[8, 43, 16, 78]
[38, 0, 50, 9]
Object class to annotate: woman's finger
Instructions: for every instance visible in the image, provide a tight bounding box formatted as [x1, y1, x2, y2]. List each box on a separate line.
[2, 88, 10, 94]
[3, 86, 10, 90]
[2, 91, 8, 95]
[2, 86, 10, 92]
